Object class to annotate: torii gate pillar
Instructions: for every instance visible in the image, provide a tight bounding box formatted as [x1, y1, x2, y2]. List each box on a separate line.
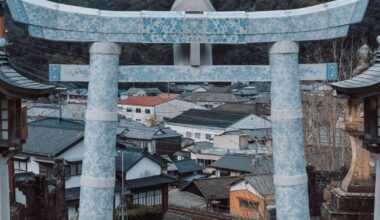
[270, 41, 310, 219]
[0, 155, 10, 220]
[79, 42, 121, 220]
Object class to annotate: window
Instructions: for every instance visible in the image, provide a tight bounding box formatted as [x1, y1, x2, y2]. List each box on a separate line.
[14, 160, 27, 172]
[145, 109, 151, 114]
[197, 159, 215, 168]
[133, 190, 162, 206]
[204, 104, 213, 109]
[186, 132, 192, 138]
[127, 108, 132, 112]
[205, 134, 212, 140]
[239, 199, 259, 210]
[117, 106, 123, 111]
[195, 133, 201, 139]
[220, 170, 230, 177]
[136, 108, 141, 113]
[66, 162, 82, 177]
[0, 100, 8, 140]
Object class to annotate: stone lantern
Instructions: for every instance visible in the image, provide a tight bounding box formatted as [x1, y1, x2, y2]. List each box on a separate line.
[327, 40, 380, 219]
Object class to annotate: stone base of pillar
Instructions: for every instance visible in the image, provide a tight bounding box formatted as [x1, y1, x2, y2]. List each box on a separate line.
[321, 187, 374, 220]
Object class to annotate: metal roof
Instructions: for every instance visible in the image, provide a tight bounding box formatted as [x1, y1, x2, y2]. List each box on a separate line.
[125, 174, 176, 190]
[167, 109, 250, 129]
[211, 154, 273, 174]
[331, 47, 380, 96]
[168, 159, 203, 174]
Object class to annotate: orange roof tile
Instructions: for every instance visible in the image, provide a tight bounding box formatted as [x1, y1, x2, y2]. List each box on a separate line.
[119, 96, 174, 107]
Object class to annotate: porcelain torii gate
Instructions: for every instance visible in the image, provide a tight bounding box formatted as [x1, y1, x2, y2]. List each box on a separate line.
[6, 0, 368, 219]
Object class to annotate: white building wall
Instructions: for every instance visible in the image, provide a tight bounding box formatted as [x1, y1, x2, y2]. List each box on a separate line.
[214, 134, 249, 149]
[165, 123, 224, 142]
[15, 188, 26, 205]
[125, 157, 161, 180]
[117, 104, 155, 126]
[65, 176, 81, 189]
[229, 114, 271, 131]
[59, 141, 84, 161]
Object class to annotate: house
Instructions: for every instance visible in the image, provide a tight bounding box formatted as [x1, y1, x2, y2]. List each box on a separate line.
[58, 89, 87, 104]
[115, 147, 175, 216]
[119, 87, 162, 99]
[210, 154, 273, 177]
[170, 84, 211, 94]
[233, 86, 259, 97]
[14, 118, 85, 220]
[181, 176, 242, 212]
[230, 174, 275, 220]
[118, 96, 173, 126]
[177, 92, 249, 109]
[167, 159, 203, 182]
[117, 122, 182, 156]
[165, 109, 271, 142]
[188, 132, 272, 173]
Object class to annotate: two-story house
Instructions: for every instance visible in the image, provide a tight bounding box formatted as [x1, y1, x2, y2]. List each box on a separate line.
[230, 174, 275, 220]
[165, 109, 271, 142]
[118, 96, 173, 126]
[115, 147, 176, 217]
[14, 118, 85, 219]
[117, 122, 182, 156]
[118, 96, 201, 126]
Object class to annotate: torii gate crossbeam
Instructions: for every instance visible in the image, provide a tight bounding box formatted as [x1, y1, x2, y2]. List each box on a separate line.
[5, 0, 368, 219]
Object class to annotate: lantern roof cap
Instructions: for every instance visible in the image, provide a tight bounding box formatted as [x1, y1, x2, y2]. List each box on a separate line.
[331, 43, 380, 97]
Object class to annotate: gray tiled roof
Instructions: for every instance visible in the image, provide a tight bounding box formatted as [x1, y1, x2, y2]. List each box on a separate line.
[22, 118, 84, 157]
[182, 176, 242, 200]
[125, 174, 176, 189]
[211, 154, 273, 174]
[169, 159, 203, 174]
[115, 148, 166, 172]
[167, 109, 249, 128]
[245, 174, 275, 203]
[118, 123, 181, 140]
[178, 92, 248, 103]
[214, 103, 257, 114]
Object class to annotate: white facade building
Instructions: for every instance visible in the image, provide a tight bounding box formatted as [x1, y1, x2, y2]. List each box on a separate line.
[165, 109, 271, 142]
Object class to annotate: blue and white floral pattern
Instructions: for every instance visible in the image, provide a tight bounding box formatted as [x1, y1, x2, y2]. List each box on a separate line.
[79, 42, 120, 220]
[270, 41, 310, 219]
[49, 64, 337, 83]
[7, 0, 368, 43]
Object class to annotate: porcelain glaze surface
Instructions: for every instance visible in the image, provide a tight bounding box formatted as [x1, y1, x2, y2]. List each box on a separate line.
[7, 0, 368, 43]
[49, 63, 338, 82]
